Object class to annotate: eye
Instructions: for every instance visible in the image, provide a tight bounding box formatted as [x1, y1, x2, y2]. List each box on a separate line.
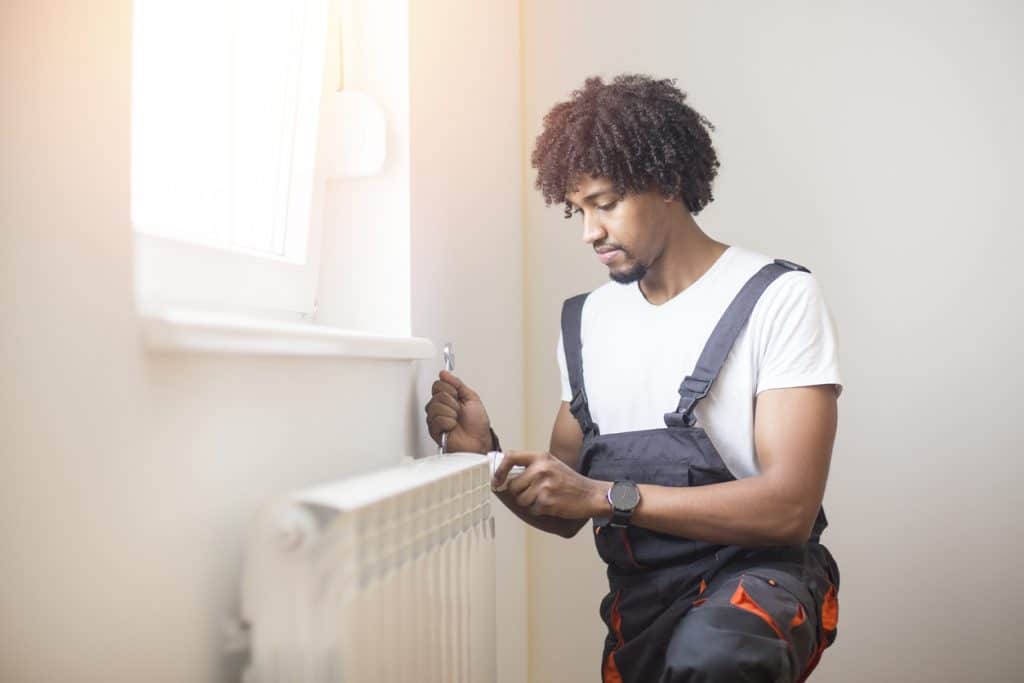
[598, 201, 618, 211]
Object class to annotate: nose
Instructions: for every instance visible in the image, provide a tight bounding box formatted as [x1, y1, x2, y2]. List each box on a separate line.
[581, 210, 606, 246]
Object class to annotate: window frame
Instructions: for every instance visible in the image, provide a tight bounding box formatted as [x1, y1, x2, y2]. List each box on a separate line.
[130, 0, 334, 319]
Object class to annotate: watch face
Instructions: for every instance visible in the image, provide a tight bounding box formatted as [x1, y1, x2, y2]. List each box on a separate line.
[610, 481, 640, 510]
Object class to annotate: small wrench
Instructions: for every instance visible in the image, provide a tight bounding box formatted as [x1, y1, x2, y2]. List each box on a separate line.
[439, 342, 454, 454]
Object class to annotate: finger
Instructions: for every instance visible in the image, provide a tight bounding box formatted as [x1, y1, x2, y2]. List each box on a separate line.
[431, 379, 457, 400]
[424, 399, 457, 422]
[423, 392, 458, 417]
[492, 450, 539, 486]
[491, 449, 515, 486]
[498, 452, 546, 494]
[504, 465, 536, 497]
[434, 391, 458, 412]
[440, 370, 481, 402]
[425, 406, 457, 449]
[426, 414, 457, 443]
[425, 409, 457, 437]
[515, 484, 539, 511]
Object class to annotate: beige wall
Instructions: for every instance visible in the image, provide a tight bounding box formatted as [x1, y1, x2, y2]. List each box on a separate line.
[0, 1, 525, 682]
[522, 1, 1023, 681]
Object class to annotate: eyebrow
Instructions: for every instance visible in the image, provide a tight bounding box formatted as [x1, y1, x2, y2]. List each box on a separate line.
[568, 188, 616, 207]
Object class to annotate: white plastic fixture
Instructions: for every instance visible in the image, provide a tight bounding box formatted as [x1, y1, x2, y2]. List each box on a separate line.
[324, 0, 387, 177]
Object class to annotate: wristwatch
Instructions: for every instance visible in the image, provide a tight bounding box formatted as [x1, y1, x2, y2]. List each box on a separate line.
[607, 480, 641, 528]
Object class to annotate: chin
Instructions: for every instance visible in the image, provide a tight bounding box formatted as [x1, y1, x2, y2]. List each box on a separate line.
[609, 263, 647, 285]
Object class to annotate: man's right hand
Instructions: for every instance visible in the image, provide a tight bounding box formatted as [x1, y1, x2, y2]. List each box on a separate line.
[424, 370, 494, 454]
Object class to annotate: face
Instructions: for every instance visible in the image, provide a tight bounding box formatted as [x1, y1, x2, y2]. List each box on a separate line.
[564, 175, 673, 284]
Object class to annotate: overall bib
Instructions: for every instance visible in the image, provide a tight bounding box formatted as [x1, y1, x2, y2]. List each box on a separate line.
[561, 260, 841, 683]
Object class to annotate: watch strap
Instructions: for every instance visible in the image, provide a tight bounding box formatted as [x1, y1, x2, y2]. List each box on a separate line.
[610, 506, 632, 527]
[608, 480, 640, 528]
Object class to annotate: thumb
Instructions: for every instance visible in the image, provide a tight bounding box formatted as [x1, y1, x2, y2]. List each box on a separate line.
[440, 369, 481, 402]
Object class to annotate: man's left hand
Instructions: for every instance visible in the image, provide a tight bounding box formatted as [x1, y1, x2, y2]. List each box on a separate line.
[493, 450, 607, 519]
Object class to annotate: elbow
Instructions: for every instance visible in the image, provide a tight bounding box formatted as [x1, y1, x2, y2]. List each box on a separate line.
[773, 503, 818, 546]
[777, 526, 812, 547]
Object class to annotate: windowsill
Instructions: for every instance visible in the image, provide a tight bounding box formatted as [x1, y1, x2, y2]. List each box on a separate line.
[138, 305, 435, 360]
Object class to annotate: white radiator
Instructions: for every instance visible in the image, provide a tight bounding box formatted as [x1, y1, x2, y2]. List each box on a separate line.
[240, 453, 496, 683]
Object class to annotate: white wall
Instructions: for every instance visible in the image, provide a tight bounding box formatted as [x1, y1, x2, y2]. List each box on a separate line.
[0, 1, 525, 682]
[316, 0, 412, 335]
[408, 2, 528, 682]
[7, 1, 1022, 680]
[522, 1, 1024, 681]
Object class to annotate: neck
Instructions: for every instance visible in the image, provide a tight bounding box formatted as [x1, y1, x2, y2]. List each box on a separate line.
[639, 216, 729, 305]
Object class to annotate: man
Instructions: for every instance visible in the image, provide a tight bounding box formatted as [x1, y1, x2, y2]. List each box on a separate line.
[425, 74, 841, 682]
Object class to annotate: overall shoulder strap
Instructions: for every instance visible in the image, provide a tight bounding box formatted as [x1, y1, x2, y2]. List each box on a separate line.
[665, 259, 811, 428]
[561, 292, 597, 436]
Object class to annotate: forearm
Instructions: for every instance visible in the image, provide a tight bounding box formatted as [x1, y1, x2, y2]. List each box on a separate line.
[594, 475, 817, 547]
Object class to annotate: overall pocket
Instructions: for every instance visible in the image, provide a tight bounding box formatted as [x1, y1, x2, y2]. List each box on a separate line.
[593, 522, 648, 571]
[724, 568, 820, 679]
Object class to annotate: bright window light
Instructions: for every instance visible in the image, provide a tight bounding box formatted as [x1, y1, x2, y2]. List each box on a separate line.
[131, 0, 328, 264]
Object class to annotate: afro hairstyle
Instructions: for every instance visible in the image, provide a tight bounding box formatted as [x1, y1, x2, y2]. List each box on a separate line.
[530, 74, 720, 219]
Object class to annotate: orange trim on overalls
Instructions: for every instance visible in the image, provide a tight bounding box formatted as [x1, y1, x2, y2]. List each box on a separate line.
[790, 604, 807, 629]
[821, 585, 838, 631]
[729, 579, 786, 641]
[620, 528, 645, 569]
[692, 578, 709, 607]
[798, 583, 839, 682]
[602, 590, 625, 683]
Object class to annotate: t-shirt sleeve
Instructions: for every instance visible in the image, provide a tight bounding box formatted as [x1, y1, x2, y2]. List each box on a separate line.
[556, 330, 573, 402]
[754, 272, 844, 398]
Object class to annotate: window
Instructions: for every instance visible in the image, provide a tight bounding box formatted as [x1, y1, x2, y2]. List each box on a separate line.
[131, 0, 331, 318]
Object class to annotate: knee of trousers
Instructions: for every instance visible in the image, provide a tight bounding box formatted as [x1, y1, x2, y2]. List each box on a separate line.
[661, 604, 794, 683]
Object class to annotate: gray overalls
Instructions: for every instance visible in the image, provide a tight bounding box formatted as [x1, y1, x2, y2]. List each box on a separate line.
[561, 259, 841, 682]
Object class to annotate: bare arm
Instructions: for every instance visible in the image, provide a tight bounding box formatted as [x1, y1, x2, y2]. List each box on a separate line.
[492, 384, 838, 546]
[625, 384, 838, 546]
[492, 401, 590, 538]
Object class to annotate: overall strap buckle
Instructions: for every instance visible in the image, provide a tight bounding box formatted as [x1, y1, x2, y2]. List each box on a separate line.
[664, 411, 697, 428]
[569, 387, 589, 415]
[569, 388, 598, 435]
[665, 260, 804, 430]
[666, 375, 709, 428]
[679, 376, 711, 398]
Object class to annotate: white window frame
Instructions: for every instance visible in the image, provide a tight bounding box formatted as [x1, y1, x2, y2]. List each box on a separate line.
[130, 0, 333, 320]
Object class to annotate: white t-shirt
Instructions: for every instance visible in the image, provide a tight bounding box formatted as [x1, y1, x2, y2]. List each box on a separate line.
[557, 245, 843, 480]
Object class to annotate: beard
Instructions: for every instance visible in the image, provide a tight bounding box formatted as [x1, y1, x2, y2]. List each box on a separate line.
[609, 261, 647, 284]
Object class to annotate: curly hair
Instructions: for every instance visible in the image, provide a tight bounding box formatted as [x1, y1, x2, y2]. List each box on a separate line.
[530, 74, 720, 219]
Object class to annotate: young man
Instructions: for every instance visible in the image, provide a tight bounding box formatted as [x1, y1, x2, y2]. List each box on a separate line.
[425, 74, 841, 682]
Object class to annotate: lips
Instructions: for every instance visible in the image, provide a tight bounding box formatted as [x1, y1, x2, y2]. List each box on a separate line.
[597, 249, 622, 265]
